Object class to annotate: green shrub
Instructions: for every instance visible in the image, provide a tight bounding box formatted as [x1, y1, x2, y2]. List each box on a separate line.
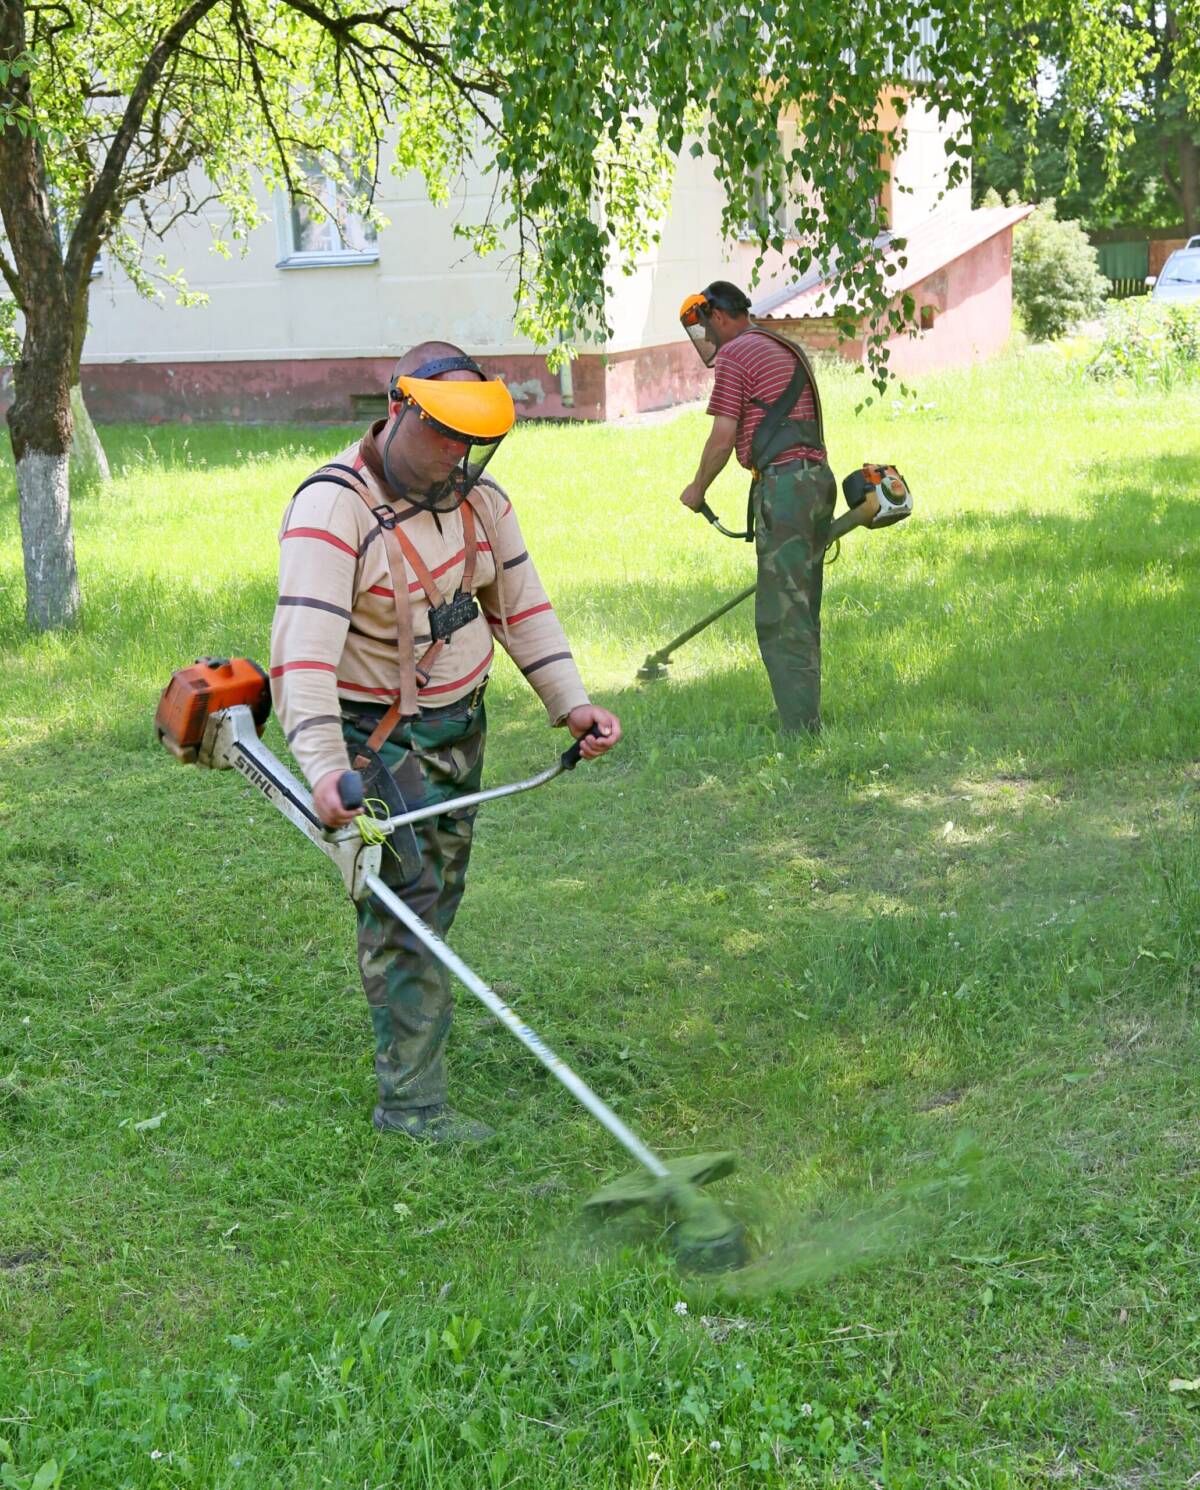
[1087, 297, 1200, 389]
[1012, 201, 1108, 340]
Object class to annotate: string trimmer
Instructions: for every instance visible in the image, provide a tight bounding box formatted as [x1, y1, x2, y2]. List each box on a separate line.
[638, 463, 912, 682]
[155, 658, 746, 1271]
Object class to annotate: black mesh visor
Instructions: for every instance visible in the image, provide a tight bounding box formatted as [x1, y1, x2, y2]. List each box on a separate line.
[382, 411, 504, 514]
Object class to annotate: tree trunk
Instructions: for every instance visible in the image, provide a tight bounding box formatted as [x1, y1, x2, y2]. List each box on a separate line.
[8, 349, 80, 629]
[2, 0, 82, 629]
[1180, 133, 1199, 239]
[69, 383, 110, 486]
[15, 446, 78, 630]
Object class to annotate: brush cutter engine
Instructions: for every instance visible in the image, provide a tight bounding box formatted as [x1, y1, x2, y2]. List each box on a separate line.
[155, 657, 271, 762]
[842, 463, 912, 529]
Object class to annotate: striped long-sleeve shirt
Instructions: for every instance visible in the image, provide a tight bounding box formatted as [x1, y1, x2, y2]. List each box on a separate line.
[270, 437, 590, 787]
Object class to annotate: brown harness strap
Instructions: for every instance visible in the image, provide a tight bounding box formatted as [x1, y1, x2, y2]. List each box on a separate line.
[387, 500, 477, 686]
[460, 501, 479, 595]
[320, 458, 428, 758]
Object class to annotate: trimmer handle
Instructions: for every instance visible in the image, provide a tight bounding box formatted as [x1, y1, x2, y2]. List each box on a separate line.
[338, 770, 366, 810]
[560, 724, 604, 771]
[697, 500, 751, 542]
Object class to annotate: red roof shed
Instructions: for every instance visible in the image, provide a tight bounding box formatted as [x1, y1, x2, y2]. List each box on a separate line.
[753, 204, 1034, 376]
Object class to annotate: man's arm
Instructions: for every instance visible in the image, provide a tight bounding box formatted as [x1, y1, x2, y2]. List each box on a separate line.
[680, 414, 738, 511]
[270, 480, 361, 825]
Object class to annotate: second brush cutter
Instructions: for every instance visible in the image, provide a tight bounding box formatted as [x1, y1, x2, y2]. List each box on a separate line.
[155, 659, 746, 1271]
[638, 464, 912, 681]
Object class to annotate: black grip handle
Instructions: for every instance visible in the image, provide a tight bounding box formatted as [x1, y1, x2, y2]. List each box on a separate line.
[560, 723, 603, 771]
[338, 769, 365, 810]
[697, 500, 719, 525]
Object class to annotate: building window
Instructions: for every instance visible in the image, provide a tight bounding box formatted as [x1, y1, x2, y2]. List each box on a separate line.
[50, 212, 104, 277]
[739, 119, 802, 241]
[276, 164, 379, 268]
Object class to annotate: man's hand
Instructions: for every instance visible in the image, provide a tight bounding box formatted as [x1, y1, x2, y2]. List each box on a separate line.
[313, 768, 364, 829]
[565, 704, 622, 759]
[679, 483, 706, 512]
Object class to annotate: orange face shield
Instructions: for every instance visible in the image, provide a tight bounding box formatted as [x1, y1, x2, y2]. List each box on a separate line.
[383, 355, 516, 512]
[679, 292, 719, 367]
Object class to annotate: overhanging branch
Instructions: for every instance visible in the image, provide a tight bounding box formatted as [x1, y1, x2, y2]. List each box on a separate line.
[65, 0, 222, 295]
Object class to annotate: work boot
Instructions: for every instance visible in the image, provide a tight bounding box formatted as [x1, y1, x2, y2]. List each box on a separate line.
[372, 1104, 495, 1144]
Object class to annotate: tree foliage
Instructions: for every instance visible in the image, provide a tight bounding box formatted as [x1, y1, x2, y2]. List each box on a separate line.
[974, 3, 1200, 234]
[3, 0, 1158, 382]
[0, 0, 1164, 629]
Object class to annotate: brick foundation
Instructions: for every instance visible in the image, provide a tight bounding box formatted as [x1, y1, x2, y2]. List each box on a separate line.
[1, 342, 713, 426]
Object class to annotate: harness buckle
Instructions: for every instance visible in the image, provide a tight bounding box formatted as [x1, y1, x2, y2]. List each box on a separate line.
[427, 590, 480, 642]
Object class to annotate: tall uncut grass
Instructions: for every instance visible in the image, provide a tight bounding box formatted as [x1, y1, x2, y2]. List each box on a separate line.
[1, 348, 1198, 1489]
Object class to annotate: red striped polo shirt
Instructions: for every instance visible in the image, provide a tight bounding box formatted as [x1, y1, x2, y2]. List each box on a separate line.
[707, 328, 824, 471]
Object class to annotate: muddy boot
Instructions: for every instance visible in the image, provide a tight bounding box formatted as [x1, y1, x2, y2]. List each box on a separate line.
[373, 1104, 495, 1144]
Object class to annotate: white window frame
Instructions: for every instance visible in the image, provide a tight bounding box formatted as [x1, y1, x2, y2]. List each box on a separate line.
[275, 168, 379, 270]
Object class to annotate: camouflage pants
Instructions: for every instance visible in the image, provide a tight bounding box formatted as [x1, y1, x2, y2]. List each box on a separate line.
[751, 459, 837, 733]
[342, 699, 486, 1113]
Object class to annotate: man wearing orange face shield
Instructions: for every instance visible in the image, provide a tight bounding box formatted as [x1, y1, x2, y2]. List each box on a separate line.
[270, 342, 621, 1143]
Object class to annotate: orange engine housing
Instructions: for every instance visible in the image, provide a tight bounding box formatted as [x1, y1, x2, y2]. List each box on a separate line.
[155, 657, 271, 763]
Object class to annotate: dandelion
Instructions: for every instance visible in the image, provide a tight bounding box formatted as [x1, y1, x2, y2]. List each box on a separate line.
[673, 1300, 689, 1316]
[709, 1440, 721, 1452]
[150, 1450, 164, 1461]
[800, 1402, 813, 1418]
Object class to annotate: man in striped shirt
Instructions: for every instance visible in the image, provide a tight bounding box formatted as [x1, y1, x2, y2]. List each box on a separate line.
[679, 282, 836, 734]
[271, 341, 621, 1143]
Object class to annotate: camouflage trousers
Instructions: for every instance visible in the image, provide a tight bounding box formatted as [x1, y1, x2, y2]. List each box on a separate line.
[342, 698, 486, 1113]
[751, 458, 837, 733]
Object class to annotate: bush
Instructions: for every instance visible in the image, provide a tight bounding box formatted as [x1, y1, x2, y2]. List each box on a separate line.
[1011, 201, 1108, 340]
[1087, 297, 1200, 389]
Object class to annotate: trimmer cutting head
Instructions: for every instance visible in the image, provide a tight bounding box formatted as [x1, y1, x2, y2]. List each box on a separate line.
[584, 1152, 747, 1272]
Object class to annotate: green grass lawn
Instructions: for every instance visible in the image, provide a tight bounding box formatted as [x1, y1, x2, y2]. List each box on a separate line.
[1, 348, 1198, 1489]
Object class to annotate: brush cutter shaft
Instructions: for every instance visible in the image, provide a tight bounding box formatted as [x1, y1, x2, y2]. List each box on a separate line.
[639, 583, 755, 677]
[197, 714, 673, 1182]
[365, 870, 670, 1180]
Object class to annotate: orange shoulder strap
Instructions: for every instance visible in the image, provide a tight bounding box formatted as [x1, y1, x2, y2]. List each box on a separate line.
[338, 462, 423, 736]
